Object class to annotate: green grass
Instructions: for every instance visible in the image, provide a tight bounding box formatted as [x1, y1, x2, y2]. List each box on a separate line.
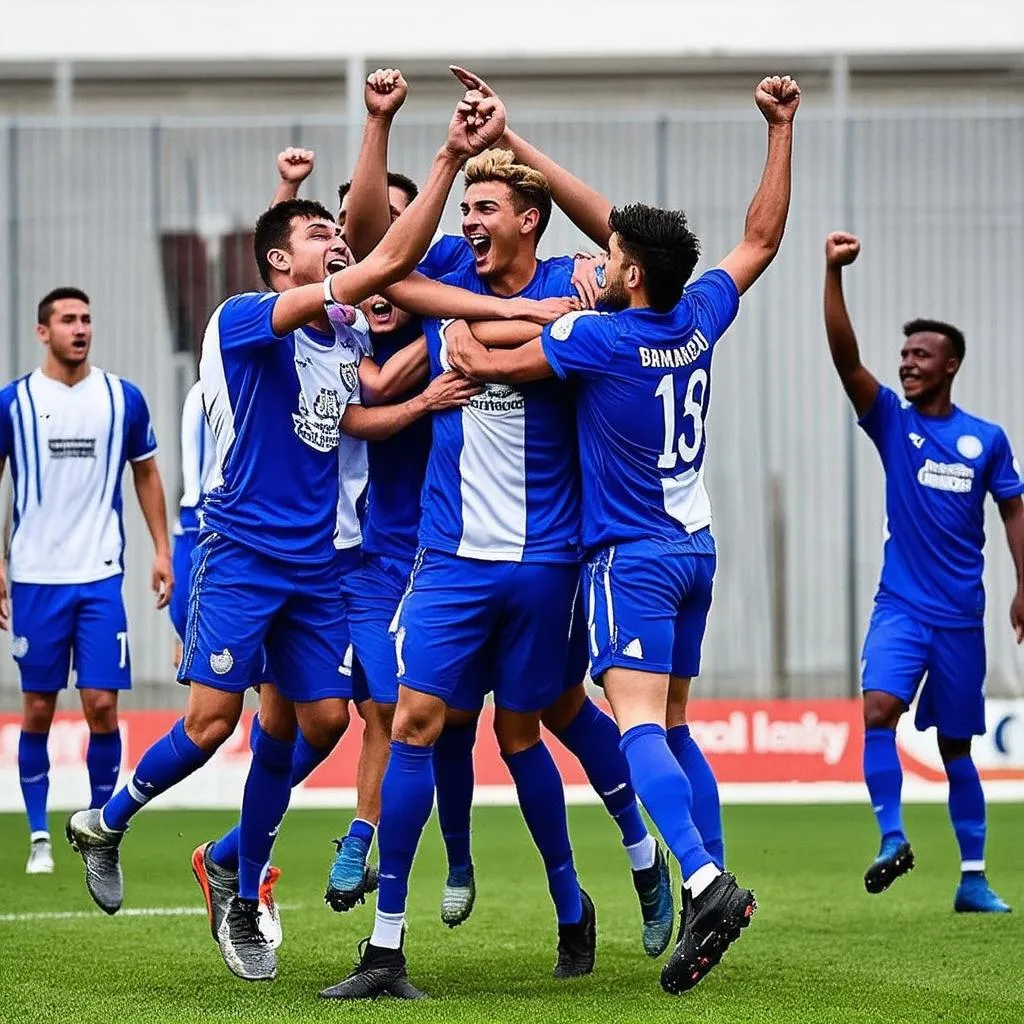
[2, 804, 1023, 1023]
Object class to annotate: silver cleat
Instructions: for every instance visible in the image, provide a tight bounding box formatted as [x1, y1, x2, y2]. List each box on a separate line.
[440, 862, 476, 928]
[26, 836, 54, 875]
[65, 809, 124, 914]
[217, 896, 277, 981]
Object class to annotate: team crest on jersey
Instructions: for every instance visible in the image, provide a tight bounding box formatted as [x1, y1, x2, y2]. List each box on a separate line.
[339, 359, 359, 396]
[293, 388, 342, 453]
[956, 434, 983, 460]
[11, 635, 29, 659]
[210, 648, 234, 675]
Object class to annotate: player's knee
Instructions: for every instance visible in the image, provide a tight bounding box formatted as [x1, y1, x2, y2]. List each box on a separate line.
[863, 691, 904, 731]
[22, 693, 56, 732]
[541, 684, 586, 735]
[392, 703, 443, 747]
[298, 700, 349, 751]
[494, 711, 541, 756]
[937, 734, 972, 764]
[81, 691, 119, 732]
[183, 704, 241, 752]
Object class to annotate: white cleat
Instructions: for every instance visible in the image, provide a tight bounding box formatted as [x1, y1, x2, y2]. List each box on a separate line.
[26, 836, 54, 875]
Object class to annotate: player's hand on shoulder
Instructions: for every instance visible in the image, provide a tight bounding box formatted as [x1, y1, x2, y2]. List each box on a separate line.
[422, 369, 484, 411]
[152, 552, 173, 611]
[445, 90, 507, 160]
[277, 147, 315, 184]
[825, 231, 861, 268]
[755, 75, 800, 125]
[571, 254, 606, 310]
[365, 68, 408, 120]
[512, 296, 582, 325]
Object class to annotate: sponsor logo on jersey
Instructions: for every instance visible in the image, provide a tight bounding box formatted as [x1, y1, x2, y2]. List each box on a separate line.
[210, 648, 234, 675]
[917, 459, 974, 493]
[293, 388, 341, 453]
[48, 438, 96, 459]
[470, 383, 525, 415]
[638, 330, 709, 369]
[11, 636, 29, 658]
[956, 434, 984, 460]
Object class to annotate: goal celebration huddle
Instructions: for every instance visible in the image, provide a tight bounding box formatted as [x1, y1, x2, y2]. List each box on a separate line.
[5, 63, 1020, 1003]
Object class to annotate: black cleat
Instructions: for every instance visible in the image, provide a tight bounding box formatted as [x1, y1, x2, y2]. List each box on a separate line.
[864, 838, 915, 894]
[319, 938, 427, 1000]
[554, 889, 596, 979]
[661, 872, 756, 995]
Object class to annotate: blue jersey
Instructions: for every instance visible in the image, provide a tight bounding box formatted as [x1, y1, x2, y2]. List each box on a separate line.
[199, 292, 365, 564]
[418, 233, 474, 281]
[540, 268, 740, 551]
[361, 318, 431, 561]
[419, 256, 581, 563]
[859, 385, 1024, 626]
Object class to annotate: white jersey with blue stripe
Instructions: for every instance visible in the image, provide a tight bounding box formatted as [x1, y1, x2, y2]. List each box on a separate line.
[176, 380, 217, 535]
[199, 292, 366, 563]
[0, 366, 158, 584]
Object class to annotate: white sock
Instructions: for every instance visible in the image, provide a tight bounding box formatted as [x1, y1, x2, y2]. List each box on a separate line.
[961, 860, 985, 873]
[684, 862, 721, 898]
[371, 909, 405, 950]
[29, 830, 50, 843]
[625, 834, 657, 872]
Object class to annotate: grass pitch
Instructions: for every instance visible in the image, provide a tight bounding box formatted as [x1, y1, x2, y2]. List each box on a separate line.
[2, 804, 1022, 1023]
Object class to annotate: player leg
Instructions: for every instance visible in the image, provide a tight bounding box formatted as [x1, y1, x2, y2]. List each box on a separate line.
[66, 535, 270, 914]
[492, 562, 595, 980]
[860, 604, 929, 893]
[922, 626, 1008, 912]
[74, 576, 133, 812]
[320, 550, 491, 1001]
[12, 582, 75, 874]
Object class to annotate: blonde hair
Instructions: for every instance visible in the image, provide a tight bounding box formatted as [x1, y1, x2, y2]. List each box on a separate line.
[463, 149, 553, 240]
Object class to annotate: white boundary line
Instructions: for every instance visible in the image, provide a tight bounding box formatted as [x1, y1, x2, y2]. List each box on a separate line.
[0, 904, 303, 923]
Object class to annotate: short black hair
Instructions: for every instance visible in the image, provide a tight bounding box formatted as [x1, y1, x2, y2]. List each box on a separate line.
[337, 172, 419, 211]
[608, 204, 702, 312]
[903, 318, 966, 363]
[253, 198, 336, 287]
[38, 287, 90, 325]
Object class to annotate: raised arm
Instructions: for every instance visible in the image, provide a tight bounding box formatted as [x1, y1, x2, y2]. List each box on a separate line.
[130, 457, 173, 610]
[450, 66, 613, 249]
[271, 147, 315, 207]
[823, 232, 879, 418]
[270, 91, 507, 336]
[344, 69, 409, 260]
[718, 76, 800, 296]
[999, 497, 1024, 643]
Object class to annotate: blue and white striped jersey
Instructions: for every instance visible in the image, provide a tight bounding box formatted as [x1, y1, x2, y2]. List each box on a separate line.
[175, 380, 217, 534]
[0, 367, 157, 583]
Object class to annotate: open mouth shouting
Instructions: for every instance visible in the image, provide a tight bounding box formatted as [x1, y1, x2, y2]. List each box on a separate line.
[467, 233, 492, 261]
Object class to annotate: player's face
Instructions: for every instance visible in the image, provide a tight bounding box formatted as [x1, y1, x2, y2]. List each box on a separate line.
[600, 233, 633, 312]
[37, 299, 92, 365]
[461, 182, 532, 280]
[283, 216, 349, 286]
[899, 331, 958, 403]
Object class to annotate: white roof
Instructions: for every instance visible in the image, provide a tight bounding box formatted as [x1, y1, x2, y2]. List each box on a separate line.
[5, 0, 1024, 63]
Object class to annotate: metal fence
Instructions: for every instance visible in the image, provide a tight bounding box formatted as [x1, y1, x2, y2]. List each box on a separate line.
[2, 102, 1023, 709]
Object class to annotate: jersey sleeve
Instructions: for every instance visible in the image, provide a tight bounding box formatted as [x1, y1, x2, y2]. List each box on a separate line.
[122, 380, 158, 462]
[417, 233, 473, 281]
[423, 318, 447, 378]
[857, 384, 901, 455]
[0, 385, 16, 459]
[540, 311, 617, 380]
[986, 428, 1024, 502]
[213, 292, 284, 352]
[684, 268, 740, 344]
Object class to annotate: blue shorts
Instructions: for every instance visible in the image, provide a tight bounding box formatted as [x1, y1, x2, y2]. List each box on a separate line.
[179, 533, 356, 703]
[563, 584, 590, 690]
[170, 531, 198, 640]
[11, 576, 131, 692]
[394, 549, 578, 713]
[861, 601, 986, 738]
[584, 538, 716, 681]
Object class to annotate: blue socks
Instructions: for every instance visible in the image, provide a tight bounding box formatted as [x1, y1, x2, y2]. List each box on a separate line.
[103, 718, 211, 832]
[863, 727, 905, 841]
[210, 725, 332, 872]
[503, 741, 583, 926]
[946, 754, 986, 872]
[557, 697, 649, 849]
[346, 818, 376, 846]
[19, 731, 50, 837]
[238, 725, 295, 901]
[620, 724, 711, 880]
[377, 741, 436, 915]
[667, 724, 724, 869]
[86, 730, 122, 809]
[433, 722, 477, 871]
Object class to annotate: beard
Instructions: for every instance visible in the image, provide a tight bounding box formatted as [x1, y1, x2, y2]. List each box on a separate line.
[600, 278, 630, 312]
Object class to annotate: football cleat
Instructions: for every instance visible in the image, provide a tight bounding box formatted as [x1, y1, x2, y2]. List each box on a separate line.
[864, 836, 915, 894]
[954, 875, 1011, 914]
[318, 937, 427, 1000]
[217, 896, 276, 981]
[325, 836, 379, 912]
[440, 862, 476, 928]
[65, 809, 124, 914]
[661, 872, 756, 995]
[554, 889, 596, 979]
[26, 836, 54, 875]
[633, 843, 674, 957]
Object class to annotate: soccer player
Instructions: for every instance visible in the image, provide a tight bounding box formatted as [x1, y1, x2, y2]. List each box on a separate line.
[440, 73, 800, 993]
[823, 231, 1024, 912]
[0, 287, 172, 875]
[331, 68, 670, 957]
[65, 88, 508, 982]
